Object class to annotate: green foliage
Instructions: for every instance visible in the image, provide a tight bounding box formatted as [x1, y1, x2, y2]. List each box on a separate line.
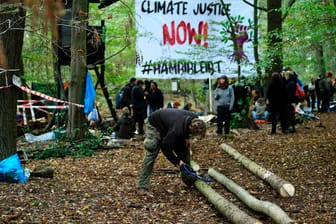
[34, 132, 101, 160]
[282, 1, 336, 80]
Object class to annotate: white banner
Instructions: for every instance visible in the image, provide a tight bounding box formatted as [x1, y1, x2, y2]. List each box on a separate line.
[135, 0, 255, 79]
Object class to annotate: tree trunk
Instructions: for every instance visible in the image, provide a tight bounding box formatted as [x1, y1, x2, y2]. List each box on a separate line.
[0, 6, 25, 160]
[67, 0, 88, 139]
[253, 0, 261, 76]
[220, 143, 295, 197]
[208, 168, 294, 224]
[266, 0, 283, 77]
[314, 43, 326, 77]
[195, 180, 262, 224]
[194, 180, 262, 224]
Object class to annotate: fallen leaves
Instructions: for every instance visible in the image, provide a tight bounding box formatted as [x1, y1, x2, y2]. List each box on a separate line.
[0, 113, 336, 223]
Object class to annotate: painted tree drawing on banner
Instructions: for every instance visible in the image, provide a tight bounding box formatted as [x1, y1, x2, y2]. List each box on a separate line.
[220, 16, 253, 63]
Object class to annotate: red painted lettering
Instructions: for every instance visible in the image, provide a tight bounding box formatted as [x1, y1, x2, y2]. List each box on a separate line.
[163, 20, 209, 47]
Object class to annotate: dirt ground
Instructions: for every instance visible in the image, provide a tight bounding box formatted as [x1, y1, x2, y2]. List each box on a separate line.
[1, 111, 336, 224]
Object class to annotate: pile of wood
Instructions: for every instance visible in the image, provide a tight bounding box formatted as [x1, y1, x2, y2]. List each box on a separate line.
[191, 143, 295, 224]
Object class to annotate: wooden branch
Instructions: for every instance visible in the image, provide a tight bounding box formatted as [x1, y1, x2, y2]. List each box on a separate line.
[30, 165, 54, 179]
[242, 0, 268, 12]
[220, 143, 295, 197]
[208, 168, 294, 224]
[190, 160, 200, 172]
[194, 180, 263, 224]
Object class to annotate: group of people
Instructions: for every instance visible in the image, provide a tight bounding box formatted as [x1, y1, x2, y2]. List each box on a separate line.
[113, 77, 196, 139]
[267, 69, 335, 134]
[114, 78, 164, 138]
[115, 70, 335, 195]
[304, 71, 335, 113]
[212, 68, 335, 136]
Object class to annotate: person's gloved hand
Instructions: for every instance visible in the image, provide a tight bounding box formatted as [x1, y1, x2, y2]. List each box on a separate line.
[180, 164, 197, 187]
[180, 164, 214, 187]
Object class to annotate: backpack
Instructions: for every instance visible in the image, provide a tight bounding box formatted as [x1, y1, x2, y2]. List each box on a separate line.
[115, 89, 124, 109]
[295, 83, 305, 101]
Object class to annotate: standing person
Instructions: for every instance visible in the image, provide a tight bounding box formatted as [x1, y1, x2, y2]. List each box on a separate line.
[307, 77, 316, 111]
[213, 75, 235, 137]
[267, 72, 289, 134]
[137, 109, 206, 193]
[131, 80, 146, 135]
[120, 77, 136, 112]
[319, 72, 331, 112]
[146, 81, 164, 115]
[315, 75, 322, 111]
[286, 72, 299, 133]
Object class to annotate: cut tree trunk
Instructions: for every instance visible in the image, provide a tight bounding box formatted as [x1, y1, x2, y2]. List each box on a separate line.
[220, 143, 295, 197]
[208, 168, 294, 224]
[194, 180, 262, 224]
[30, 165, 54, 179]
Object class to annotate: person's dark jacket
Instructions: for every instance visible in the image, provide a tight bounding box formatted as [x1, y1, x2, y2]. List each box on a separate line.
[131, 84, 146, 110]
[148, 109, 197, 165]
[147, 89, 164, 111]
[120, 84, 133, 108]
[113, 113, 135, 139]
[287, 74, 299, 104]
[319, 78, 330, 95]
[267, 75, 289, 109]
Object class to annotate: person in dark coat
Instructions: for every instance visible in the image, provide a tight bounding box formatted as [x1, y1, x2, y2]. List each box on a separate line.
[319, 71, 332, 112]
[286, 72, 300, 133]
[147, 81, 164, 115]
[112, 107, 135, 139]
[137, 109, 206, 193]
[120, 77, 136, 111]
[131, 80, 146, 135]
[266, 72, 289, 134]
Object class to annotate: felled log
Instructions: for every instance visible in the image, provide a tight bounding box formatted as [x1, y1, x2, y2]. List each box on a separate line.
[30, 165, 54, 179]
[190, 160, 200, 172]
[208, 168, 294, 224]
[194, 180, 263, 224]
[220, 143, 295, 197]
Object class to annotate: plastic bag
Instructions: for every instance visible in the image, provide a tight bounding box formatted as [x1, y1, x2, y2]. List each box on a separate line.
[84, 72, 96, 114]
[0, 154, 27, 183]
[88, 108, 99, 121]
[24, 131, 56, 143]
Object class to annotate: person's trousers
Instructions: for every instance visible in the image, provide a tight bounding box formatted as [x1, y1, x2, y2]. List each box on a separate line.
[133, 109, 145, 134]
[216, 105, 231, 135]
[138, 121, 190, 190]
[138, 121, 161, 190]
[270, 105, 288, 133]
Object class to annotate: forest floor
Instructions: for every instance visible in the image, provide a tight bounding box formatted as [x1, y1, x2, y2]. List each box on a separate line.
[1, 111, 336, 224]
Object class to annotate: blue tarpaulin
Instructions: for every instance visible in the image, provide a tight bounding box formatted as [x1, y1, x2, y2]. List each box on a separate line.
[84, 72, 96, 114]
[0, 153, 26, 183]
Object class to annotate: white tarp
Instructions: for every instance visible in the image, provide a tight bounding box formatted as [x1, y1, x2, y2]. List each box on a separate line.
[135, 0, 255, 79]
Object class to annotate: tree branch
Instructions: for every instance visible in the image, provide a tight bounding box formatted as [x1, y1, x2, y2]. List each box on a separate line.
[242, 0, 268, 12]
[282, 0, 297, 21]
